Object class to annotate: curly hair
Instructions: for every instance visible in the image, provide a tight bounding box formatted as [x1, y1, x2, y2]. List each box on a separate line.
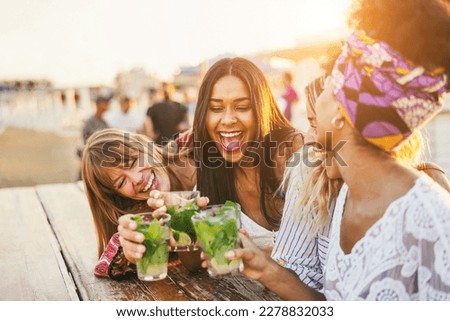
[349, 0, 450, 79]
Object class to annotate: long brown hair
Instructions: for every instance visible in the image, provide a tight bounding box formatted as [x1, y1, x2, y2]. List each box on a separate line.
[193, 57, 299, 228]
[81, 129, 167, 257]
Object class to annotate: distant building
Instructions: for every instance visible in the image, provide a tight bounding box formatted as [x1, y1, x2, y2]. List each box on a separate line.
[173, 53, 284, 91]
[114, 67, 158, 102]
[0, 79, 53, 91]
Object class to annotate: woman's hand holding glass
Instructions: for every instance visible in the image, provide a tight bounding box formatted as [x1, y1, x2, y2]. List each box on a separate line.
[118, 214, 147, 264]
[199, 230, 272, 281]
[118, 190, 209, 264]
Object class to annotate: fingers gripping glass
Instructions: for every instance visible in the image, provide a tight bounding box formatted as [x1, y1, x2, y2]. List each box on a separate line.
[191, 202, 242, 277]
[132, 213, 171, 281]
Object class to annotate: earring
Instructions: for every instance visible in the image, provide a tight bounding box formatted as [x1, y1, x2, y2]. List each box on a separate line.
[331, 115, 345, 129]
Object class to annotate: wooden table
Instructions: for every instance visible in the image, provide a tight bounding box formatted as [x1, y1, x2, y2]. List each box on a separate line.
[0, 182, 280, 301]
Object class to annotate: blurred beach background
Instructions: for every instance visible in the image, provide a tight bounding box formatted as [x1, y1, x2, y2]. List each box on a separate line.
[1, 0, 449, 188]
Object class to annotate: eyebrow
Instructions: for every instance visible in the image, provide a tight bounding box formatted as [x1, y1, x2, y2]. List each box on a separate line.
[209, 97, 250, 103]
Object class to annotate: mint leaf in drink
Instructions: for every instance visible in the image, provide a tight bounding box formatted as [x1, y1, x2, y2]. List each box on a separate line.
[133, 216, 169, 274]
[192, 220, 223, 256]
[217, 201, 240, 219]
[131, 215, 143, 224]
[167, 200, 199, 244]
[191, 202, 242, 276]
[223, 200, 240, 214]
[192, 203, 239, 258]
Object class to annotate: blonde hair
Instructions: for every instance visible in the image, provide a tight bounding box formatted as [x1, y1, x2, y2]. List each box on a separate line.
[81, 128, 166, 257]
[280, 147, 341, 236]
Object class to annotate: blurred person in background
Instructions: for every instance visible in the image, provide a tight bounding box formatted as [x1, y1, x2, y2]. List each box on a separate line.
[105, 96, 143, 133]
[143, 82, 189, 145]
[76, 95, 111, 179]
[162, 81, 190, 132]
[281, 71, 299, 123]
[82, 95, 110, 144]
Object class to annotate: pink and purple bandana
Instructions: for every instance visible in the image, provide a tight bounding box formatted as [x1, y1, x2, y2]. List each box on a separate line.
[331, 30, 448, 152]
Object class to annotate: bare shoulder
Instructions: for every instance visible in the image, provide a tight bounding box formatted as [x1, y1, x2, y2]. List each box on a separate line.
[167, 155, 197, 191]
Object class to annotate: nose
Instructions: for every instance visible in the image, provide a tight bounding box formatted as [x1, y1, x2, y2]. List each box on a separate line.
[221, 107, 237, 125]
[128, 171, 143, 185]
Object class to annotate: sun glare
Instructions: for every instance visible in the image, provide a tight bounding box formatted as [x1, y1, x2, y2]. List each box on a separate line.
[300, 0, 351, 38]
[0, 0, 354, 86]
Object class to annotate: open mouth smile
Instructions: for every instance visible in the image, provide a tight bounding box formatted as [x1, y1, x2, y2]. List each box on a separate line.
[219, 131, 244, 152]
[142, 170, 158, 193]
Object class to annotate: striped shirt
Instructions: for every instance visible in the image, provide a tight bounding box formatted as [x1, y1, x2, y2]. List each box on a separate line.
[271, 154, 332, 292]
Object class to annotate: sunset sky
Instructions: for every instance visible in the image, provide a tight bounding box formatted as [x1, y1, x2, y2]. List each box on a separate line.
[0, 0, 351, 87]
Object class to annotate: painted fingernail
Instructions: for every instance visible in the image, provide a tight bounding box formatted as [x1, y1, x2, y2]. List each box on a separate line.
[225, 251, 235, 259]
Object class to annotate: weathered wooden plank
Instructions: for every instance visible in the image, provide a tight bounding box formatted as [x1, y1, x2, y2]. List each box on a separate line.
[36, 183, 188, 301]
[35, 182, 282, 301]
[168, 257, 281, 301]
[0, 187, 78, 300]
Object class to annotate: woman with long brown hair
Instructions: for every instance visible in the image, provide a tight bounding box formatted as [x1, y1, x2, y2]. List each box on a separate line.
[118, 57, 304, 263]
[81, 128, 197, 278]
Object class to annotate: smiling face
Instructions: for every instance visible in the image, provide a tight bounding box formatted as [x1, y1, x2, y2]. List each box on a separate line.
[107, 152, 170, 200]
[206, 75, 257, 163]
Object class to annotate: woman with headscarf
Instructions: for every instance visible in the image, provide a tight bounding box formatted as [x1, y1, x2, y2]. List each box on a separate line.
[226, 0, 450, 300]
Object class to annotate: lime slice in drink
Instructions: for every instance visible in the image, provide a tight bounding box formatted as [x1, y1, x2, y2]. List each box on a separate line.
[177, 232, 192, 246]
[172, 230, 192, 246]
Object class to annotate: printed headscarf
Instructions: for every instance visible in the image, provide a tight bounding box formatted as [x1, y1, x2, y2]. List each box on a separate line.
[331, 30, 448, 152]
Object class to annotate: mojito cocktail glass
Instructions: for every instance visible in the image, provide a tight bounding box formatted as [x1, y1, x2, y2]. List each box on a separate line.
[164, 191, 200, 251]
[191, 203, 241, 277]
[132, 213, 171, 281]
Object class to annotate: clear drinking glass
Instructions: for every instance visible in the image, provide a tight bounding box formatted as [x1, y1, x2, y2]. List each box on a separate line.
[163, 191, 200, 208]
[132, 213, 171, 281]
[191, 204, 242, 277]
[163, 191, 200, 252]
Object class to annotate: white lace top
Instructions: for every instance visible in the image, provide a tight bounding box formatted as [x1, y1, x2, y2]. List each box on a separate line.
[324, 173, 450, 300]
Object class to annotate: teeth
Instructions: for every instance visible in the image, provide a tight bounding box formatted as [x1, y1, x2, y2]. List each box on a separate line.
[143, 171, 155, 192]
[220, 132, 241, 138]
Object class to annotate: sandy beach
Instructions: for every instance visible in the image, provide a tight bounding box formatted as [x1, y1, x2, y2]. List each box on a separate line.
[0, 127, 82, 188]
